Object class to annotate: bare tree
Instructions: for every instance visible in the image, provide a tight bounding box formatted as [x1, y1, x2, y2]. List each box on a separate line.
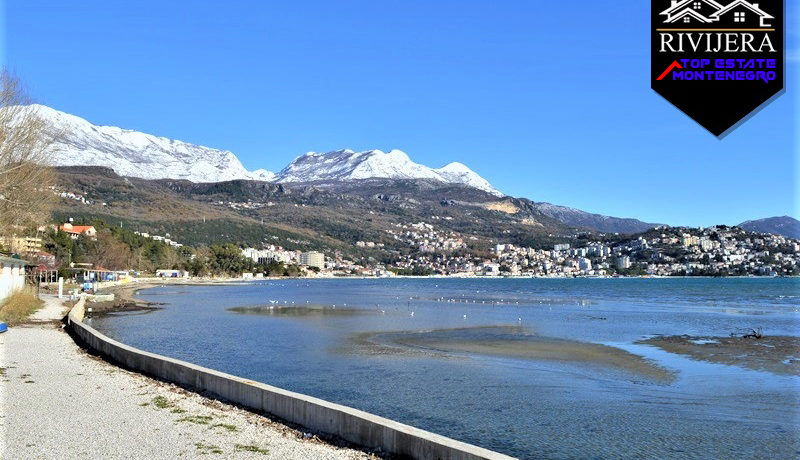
[85, 230, 131, 270]
[0, 70, 54, 238]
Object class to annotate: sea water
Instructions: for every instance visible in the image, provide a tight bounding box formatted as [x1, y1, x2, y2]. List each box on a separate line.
[90, 278, 800, 459]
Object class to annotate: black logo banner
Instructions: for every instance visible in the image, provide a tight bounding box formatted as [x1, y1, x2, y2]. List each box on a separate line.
[651, 0, 784, 136]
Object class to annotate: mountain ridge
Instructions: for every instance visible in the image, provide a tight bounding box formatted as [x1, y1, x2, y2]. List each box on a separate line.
[25, 104, 661, 234]
[738, 216, 800, 239]
[22, 105, 501, 194]
[21, 104, 275, 183]
[274, 149, 502, 196]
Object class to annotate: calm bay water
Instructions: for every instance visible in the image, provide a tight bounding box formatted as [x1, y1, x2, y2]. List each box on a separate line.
[90, 278, 800, 459]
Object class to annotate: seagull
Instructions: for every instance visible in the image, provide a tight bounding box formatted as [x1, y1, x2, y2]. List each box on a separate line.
[463, 314, 467, 319]
[410, 311, 415, 317]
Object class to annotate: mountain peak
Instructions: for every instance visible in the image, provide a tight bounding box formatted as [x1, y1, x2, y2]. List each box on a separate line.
[22, 105, 274, 183]
[275, 149, 502, 195]
[23, 105, 500, 194]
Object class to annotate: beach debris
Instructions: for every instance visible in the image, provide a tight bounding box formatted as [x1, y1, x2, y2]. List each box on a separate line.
[742, 327, 764, 339]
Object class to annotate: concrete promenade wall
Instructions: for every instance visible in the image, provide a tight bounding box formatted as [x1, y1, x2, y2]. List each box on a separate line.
[67, 298, 513, 460]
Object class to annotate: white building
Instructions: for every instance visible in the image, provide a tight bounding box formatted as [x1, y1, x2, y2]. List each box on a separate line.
[299, 251, 325, 269]
[242, 247, 293, 265]
[0, 256, 27, 303]
[578, 257, 592, 272]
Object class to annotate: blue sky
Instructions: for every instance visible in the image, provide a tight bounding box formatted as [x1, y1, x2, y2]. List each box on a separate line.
[3, 0, 797, 227]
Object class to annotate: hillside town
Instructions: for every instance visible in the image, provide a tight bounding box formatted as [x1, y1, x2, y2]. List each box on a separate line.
[1, 215, 797, 284]
[350, 223, 799, 278]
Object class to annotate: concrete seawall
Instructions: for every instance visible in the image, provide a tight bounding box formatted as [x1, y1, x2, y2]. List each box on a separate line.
[67, 297, 514, 460]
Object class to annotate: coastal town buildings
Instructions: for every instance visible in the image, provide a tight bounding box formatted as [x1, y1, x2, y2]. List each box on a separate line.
[364, 222, 798, 278]
[59, 222, 97, 239]
[299, 251, 325, 269]
[1, 236, 43, 254]
[242, 246, 295, 265]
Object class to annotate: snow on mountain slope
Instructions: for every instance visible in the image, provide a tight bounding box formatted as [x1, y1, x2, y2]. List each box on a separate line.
[20, 104, 274, 183]
[275, 149, 503, 196]
[434, 162, 498, 195]
[14, 105, 498, 193]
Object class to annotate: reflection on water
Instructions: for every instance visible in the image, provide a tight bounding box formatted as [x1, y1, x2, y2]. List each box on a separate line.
[90, 278, 800, 459]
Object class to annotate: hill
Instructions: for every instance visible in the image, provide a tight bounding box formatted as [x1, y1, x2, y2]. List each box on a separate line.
[738, 216, 800, 239]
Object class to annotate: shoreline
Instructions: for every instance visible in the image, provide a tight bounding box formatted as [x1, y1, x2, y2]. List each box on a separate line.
[80, 278, 798, 458]
[66, 296, 513, 460]
[1, 295, 375, 459]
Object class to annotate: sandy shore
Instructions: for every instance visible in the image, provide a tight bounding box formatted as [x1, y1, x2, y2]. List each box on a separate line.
[352, 326, 675, 383]
[0, 295, 374, 459]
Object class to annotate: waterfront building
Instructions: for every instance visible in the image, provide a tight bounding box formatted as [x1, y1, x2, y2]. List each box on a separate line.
[299, 251, 325, 269]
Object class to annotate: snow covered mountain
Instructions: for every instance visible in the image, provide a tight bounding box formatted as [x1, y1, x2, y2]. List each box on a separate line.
[18, 105, 500, 194]
[275, 149, 503, 196]
[21, 104, 275, 183]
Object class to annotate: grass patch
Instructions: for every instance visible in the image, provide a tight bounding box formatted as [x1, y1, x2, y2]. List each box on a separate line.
[0, 288, 44, 324]
[152, 395, 174, 409]
[195, 442, 223, 455]
[139, 402, 150, 407]
[171, 408, 187, 414]
[211, 423, 238, 433]
[234, 444, 269, 455]
[177, 415, 213, 425]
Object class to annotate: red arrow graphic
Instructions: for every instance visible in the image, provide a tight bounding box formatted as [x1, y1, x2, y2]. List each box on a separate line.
[657, 60, 683, 81]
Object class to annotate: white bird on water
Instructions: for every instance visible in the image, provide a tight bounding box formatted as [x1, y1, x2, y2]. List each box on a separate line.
[463, 314, 467, 319]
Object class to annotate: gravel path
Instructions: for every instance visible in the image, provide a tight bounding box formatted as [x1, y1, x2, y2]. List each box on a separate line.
[28, 294, 70, 322]
[0, 297, 373, 459]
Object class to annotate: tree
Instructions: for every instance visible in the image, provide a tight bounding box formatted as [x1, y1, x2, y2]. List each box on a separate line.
[84, 230, 131, 270]
[0, 71, 54, 236]
[208, 244, 251, 276]
[184, 256, 208, 277]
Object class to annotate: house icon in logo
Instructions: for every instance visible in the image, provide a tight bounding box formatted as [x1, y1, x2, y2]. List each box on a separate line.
[660, 0, 774, 27]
